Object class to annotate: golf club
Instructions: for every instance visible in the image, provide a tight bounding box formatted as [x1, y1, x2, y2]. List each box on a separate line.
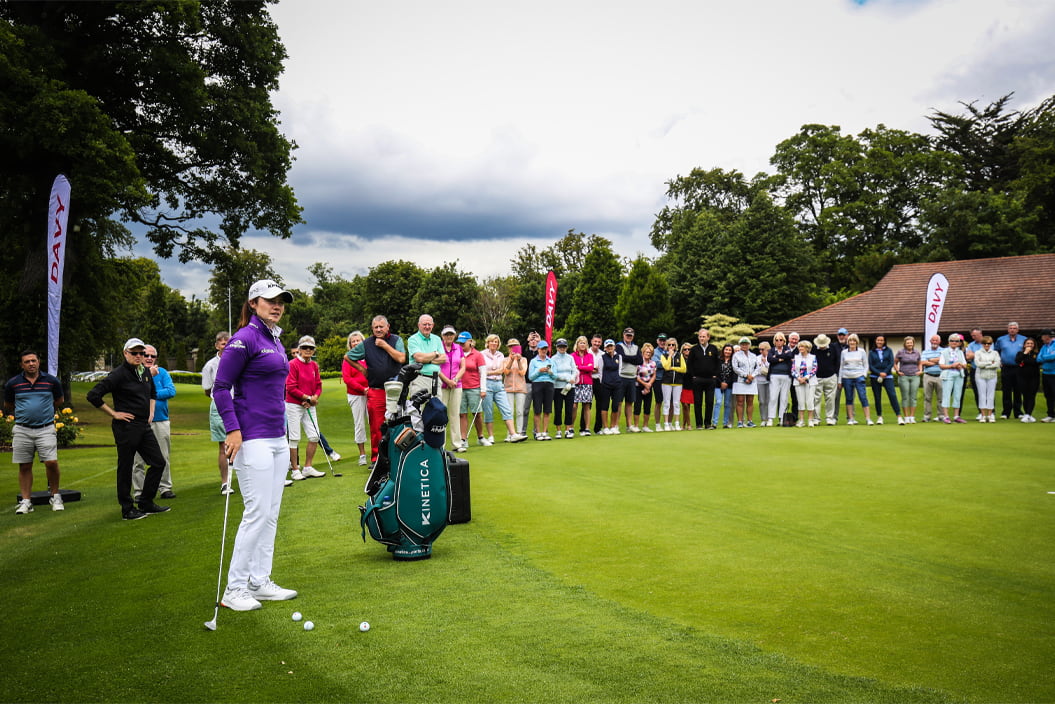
[205, 460, 235, 631]
[306, 406, 341, 477]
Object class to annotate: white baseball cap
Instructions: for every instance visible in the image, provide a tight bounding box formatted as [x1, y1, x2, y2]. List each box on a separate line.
[123, 337, 147, 351]
[247, 279, 293, 303]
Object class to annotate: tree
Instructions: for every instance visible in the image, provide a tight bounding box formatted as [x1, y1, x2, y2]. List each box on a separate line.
[361, 260, 426, 337]
[411, 262, 480, 334]
[613, 257, 674, 341]
[0, 1, 301, 372]
[208, 248, 282, 331]
[471, 276, 517, 343]
[564, 238, 623, 339]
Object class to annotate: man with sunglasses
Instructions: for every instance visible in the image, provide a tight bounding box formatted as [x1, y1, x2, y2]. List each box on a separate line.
[131, 344, 177, 501]
[285, 335, 325, 480]
[87, 338, 171, 520]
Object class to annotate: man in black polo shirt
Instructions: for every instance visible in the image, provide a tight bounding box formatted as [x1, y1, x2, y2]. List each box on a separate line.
[687, 328, 719, 430]
[345, 315, 407, 464]
[4, 350, 65, 514]
[86, 338, 170, 520]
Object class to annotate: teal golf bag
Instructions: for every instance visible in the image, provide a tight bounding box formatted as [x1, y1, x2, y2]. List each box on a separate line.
[359, 364, 452, 561]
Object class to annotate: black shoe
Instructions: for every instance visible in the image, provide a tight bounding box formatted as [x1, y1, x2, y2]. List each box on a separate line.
[159, 490, 176, 499]
[139, 502, 171, 514]
[122, 508, 148, 521]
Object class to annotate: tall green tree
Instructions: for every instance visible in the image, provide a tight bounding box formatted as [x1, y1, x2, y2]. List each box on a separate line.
[361, 260, 426, 337]
[564, 238, 623, 339]
[613, 257, 674, 341]
[0, 1, 301, 371]
[411, 262, 480, 334]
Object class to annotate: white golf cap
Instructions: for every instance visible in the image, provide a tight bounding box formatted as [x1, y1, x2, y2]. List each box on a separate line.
[247, 279, 293, 303]
[123, 337, 147, 351]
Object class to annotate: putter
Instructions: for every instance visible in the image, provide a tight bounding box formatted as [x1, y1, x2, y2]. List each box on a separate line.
[205, 460, 235, 631]
[306, 407, 341, 477]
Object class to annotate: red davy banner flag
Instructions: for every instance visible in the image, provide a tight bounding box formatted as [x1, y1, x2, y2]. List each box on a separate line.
[544, 270, 558, 347]
[47, 174, 71, 378]
[924, 272, 949, 345]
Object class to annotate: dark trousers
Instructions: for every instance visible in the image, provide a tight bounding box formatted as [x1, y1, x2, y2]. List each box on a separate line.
[1042, 374, 1055, 417]
[114, 420, 165, 511]
[1021, 373, 1039, 416]
[553, 387, 574, 426]
[870, 376, 901, 416]
[692, 377, 716, 428]
[1000, 365, 1021, 417]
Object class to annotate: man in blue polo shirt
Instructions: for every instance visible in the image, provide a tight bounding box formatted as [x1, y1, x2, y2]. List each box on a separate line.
[3, 350, 65, 514]
[995, 321, 1025, 419]
[133, 344, 177, 500]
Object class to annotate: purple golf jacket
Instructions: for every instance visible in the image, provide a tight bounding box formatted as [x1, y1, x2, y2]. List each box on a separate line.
[213, 316, 289, 441]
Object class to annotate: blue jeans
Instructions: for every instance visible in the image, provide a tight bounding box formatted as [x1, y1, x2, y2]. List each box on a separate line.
[841, 377, 869, 408]
[483, 379, 513, 423]
[712, 386, 733, 426]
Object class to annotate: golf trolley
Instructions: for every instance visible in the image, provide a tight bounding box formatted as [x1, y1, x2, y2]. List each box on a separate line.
[359, 363, 454, 560]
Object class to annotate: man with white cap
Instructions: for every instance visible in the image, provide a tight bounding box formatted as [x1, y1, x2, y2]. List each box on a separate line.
[87, 337, 171, 520]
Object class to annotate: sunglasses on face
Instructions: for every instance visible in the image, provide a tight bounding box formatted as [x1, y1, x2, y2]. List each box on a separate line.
[127, 350, 145, 356]
[300, 346, 315, 350]
[143, 354, 157, 358]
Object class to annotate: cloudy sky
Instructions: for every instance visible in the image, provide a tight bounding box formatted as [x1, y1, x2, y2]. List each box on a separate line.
[148, 0, 1055, 295]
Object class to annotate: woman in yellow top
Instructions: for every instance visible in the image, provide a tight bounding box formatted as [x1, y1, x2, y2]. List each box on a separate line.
[660, 338, 687, 431]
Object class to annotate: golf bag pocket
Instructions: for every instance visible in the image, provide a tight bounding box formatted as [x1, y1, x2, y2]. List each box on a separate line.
[360, 477, 400, 545]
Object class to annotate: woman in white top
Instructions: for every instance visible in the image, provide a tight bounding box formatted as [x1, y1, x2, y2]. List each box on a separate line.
[731, 337, 758, 428]
[840, 334, 873, 425]
[939, 333, 969, 424]
[792, 340, 818, 427]
[973, 336, 1001, 422]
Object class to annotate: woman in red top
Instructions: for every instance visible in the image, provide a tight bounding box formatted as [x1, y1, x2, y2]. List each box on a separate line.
[341, 331, 369, 466]
[285, 335, 324, 480]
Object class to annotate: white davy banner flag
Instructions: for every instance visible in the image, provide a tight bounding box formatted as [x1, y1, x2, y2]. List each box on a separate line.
[924, 272, 949, 345]
[47, 174, 71, 378]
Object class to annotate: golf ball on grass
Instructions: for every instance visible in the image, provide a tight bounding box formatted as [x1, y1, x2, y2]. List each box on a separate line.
[304, 621, 314, 631]
[291, 612, 302, 622]
[359, 621, 370, 632]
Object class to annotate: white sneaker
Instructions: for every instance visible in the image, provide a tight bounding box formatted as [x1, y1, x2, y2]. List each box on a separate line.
[628, 425, 640, 433]
[50, 494, 65, 511]
[795, 420, 804, 427]
[15, 498, 33, 515]
[610, 427, 620, 435]
[908, 417, 916, 424]
[1026, 415, 1037, 423]
[897, 416, 905, 425]
[290, 469, 305, 481]
[358, 454, 368, 466]
[664, 423, 672, 431]
[565, 429, 574, 438]
[876, 416, 884, 425]
[284, 479, 294, 487]
[673, 422, 681, 431]
[988, 416, 996, 423]
[847, 419, 858, 425]
[642, 425, 653, 432]
[553, 430, 562, 439]
[249, 579, 298, 601]
[866, 419, 874, 426]
[222, 587, 263, 611]
[301, 466, 326, 478]
[487, 436, 495, 444]
[478, 437, 493, 447]
[1020, 415, 1030, 423]
[1042, 417, 1055, 423]
[1000, 414, 1008, 420]
[220, 483, 235, 496]
[976, 414, 984, 421]
[827, 418, 837, 426]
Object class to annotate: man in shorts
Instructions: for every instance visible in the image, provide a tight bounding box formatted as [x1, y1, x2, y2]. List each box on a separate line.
[201, 331, 234, 494]
[4, 350, 65, 514]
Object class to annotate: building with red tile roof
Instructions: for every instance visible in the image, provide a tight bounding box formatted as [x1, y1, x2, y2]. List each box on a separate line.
[756, 253, 1055, 342]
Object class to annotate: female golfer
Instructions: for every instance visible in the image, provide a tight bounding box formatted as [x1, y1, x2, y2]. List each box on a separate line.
[213, 280, 298, 611]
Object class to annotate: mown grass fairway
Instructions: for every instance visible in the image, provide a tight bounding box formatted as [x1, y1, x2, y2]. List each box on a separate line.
[1, 379, 1051, 703]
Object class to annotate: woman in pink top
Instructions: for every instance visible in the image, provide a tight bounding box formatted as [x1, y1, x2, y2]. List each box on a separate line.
[571, 336, 595, 437]
[503, 338, 529, 436]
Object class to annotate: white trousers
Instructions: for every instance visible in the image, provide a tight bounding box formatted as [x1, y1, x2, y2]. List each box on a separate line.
[226, 436, 288, 590]
[439, 386, 463, 447]
[133, 420, 171, 496]
[768, 375, 792, 420]
[346, 393, 368, 443]
[661, 384, 681, 419]
[285, 402, 320, 446]
[813, 376, 839, 420]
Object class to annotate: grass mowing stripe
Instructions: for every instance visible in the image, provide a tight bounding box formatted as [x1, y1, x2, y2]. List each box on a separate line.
[470, 422, 1054, 702]
[1, 380, 1048, 702]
